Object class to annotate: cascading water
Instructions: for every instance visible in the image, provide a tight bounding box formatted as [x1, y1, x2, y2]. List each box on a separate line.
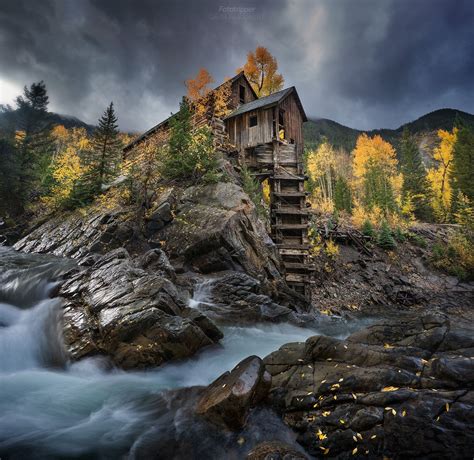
[0, 246, 370, 459]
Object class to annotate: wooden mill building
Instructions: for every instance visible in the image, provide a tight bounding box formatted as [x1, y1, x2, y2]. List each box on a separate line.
[124, 72, 314, 297]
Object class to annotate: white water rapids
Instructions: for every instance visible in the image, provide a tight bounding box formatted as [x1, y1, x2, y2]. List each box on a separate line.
[0, 246, 368, 459]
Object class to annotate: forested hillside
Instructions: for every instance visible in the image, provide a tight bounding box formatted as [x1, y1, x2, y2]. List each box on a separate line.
[304, 108, 474, 151]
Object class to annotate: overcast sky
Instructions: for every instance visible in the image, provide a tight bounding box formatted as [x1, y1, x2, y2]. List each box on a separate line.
[1, 0, 473, 132]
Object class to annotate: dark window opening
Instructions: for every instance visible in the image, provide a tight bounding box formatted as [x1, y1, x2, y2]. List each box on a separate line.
[239, 85, 246, 104]
[249, 115, 258, 127]
[290, 138, 295, 144]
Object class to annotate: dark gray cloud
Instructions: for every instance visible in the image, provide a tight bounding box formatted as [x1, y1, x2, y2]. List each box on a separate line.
[0, 0, 473, 131]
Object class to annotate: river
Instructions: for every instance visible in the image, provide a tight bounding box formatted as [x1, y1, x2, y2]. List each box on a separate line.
[0, 246, 368, 459]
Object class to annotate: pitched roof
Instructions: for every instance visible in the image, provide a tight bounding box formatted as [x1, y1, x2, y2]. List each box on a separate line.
[123, 72, 256, 152]
[224, 86, 307, 122]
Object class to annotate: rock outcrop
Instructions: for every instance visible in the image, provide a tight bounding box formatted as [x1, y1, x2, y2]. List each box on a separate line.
[14, 210, 140, 258]
[264, 313, 474, 459]
[60, 248, 222, 369]
[155, 183, 283, 288]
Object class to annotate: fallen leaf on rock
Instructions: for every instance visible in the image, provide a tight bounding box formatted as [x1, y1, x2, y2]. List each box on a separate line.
[402, 410, 407, 417]
[237, 437, 245, 445]
[384, 343, 394, 349]
[445, 403, 450, 412]
[382, 386, 399, 392]
[339, 419, 345, 424]
[371, 435, 377, 439]
[322, 411, 331, 417]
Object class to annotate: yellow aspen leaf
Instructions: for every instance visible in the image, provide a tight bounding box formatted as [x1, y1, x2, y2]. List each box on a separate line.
[371, 435, 377, 439]
[322, 411, 331, 417]
[352, 393, 357, 399]
[352, 447, 358, 455]
[339, 419, 345, 424]
[357, 433, 363, 440]
[392, 409, 396, 416]
[384, 343, 394, 349]
[353, 435, 358, 442]
[339, 378, 344, 382]
[402, 410, 407, 417]
[381, 386, 399, 392]
[321, 380, 327, 384]
[324, 448, 330, 455]
[237, 437, 245, 445]
[334, 395, 338, 400]
[327, 358, 333, 361]
[445, 403, 450, 412]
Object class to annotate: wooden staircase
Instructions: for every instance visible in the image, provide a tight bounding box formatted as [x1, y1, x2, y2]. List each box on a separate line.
[252, 140, 313, 298]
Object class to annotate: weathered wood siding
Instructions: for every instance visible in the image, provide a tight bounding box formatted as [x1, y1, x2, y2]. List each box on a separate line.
[229, 75, 257, 109]
[279, 93, 304, 158]
[226, 107, 274, 150]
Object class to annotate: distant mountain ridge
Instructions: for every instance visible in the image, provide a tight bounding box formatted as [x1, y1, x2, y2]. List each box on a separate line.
[303, 108, 474, 153]
[0, 109, 95, 134]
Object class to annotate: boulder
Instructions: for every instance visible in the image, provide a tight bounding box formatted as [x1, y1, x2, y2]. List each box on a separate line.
[196, 355, 272, 430]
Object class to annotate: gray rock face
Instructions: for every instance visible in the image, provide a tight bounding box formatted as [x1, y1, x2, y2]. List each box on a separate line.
[263, 313, 474, 459]
[196, 355, 272, 430]
[60, 248, 223, 369]
[155, 183, 283, 288]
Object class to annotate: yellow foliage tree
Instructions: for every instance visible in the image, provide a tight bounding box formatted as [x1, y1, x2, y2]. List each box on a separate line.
[238, 46, 284, 97]
[352, 134, 401, 214]
[306, 141, 337, 213]
[427, 128, 457, 222]
[43, 126, 90, 209]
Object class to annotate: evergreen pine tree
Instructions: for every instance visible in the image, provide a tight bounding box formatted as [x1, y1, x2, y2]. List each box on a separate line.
[451, 124, 474, 205]
[83, 102, 121, 197]
[377, 220, 396, 250]
[361, 219, 375, 238]
[399, 128, 431, 221]
[334, 176, 352, 213]
[10, 81, 54, 211]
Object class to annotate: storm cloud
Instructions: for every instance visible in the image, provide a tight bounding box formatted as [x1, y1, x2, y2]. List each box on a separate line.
[0, 0, 473, 131]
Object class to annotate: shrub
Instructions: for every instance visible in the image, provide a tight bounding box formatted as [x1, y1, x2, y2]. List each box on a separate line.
[394, 226, 406, 242]
[407, 232, 427, 248]
[241, 165, 268, 219]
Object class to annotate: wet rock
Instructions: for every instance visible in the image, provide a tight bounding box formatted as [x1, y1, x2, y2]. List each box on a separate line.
[247, 441, 308, 460]
[14, 210, 141, 258]
[59, 248, 222, 369]
[196, 355, 272, 430]
[264, 313, 474, 459]
[192, 272, 294, 324]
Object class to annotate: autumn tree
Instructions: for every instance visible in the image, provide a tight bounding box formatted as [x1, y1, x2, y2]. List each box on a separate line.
[427, 128, 457, 222]
[185, 68, 231, 119]
[186, 68, 214, 101]
[82, 102, 122, 198]
[238, 46, 284, 97]
[352, 134, 400, 215]
[399, 128, 432, 220]
[306, 141, 337, 212]
[42, 126, 90, 210]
